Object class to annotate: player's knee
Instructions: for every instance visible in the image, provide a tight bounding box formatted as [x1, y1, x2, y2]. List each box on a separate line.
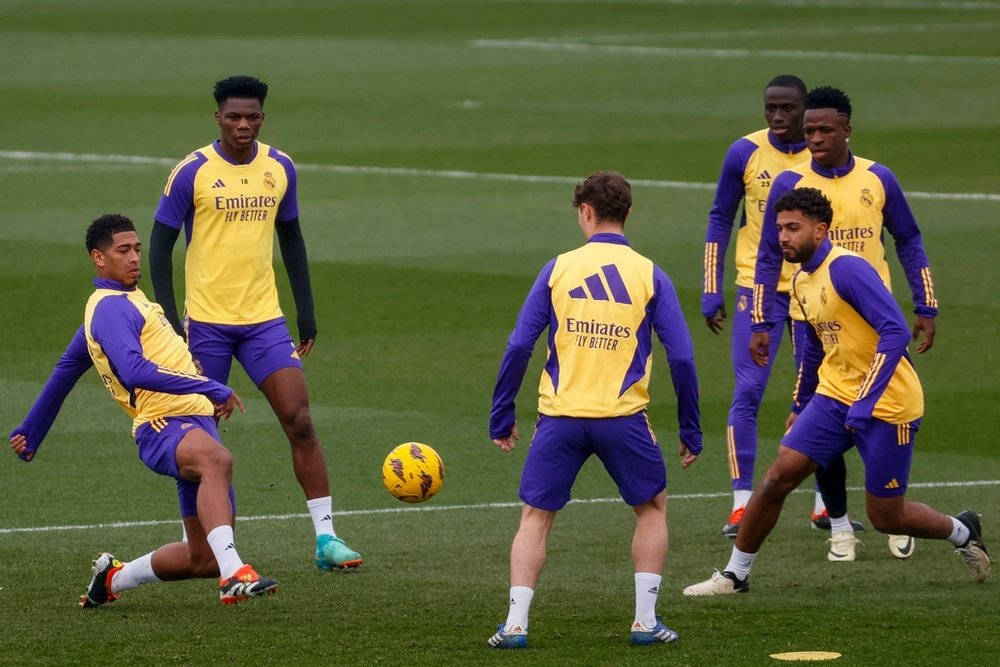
[758, 468, 797, 501]
[866, 506, 899, 533]
[281, 405, 317, 443]
[731, 380, 765, 413]
[187, 551, 221, 578]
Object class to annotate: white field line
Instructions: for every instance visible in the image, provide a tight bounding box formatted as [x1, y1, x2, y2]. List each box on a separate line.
[2, 479, 997, 535]
[2, 150, 998, 202]
[555, 21, 1000, 43]
[473, 38, 1000, 66]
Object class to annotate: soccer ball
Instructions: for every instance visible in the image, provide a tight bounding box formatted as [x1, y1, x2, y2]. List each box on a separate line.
[381, 442, 444, 503]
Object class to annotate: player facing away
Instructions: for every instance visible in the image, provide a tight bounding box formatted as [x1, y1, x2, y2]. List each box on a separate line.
[683, 188, 989, 597]
[149, 75, 361, 570]
[487, 172, 702, 648]
[702, 74, 859, 538]
[749, 86, 939, 562]
[8, 214, 278, 606]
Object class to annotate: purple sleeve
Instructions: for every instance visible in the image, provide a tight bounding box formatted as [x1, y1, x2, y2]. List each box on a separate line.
[90, 296, 232, 404]
[271, 149, 300, 222]
[489, 259, 556, 440]
[870, 164, 938, 318]
[791, 322, 823, 414]
[8, 326, 92, 461]
[751, 171, 802, 332]
[153, 153, 205, 230]
[651, 266, 702, 454]
[828, 255, 912, 430]
[702, 139, 754, 315]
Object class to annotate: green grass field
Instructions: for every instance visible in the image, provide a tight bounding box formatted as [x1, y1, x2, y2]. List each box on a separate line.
[2, 1, 999, 665]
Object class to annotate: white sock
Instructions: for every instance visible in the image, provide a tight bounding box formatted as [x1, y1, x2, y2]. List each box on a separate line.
[814, 492, 827, 515]
[830, 514, 854, 533]
[110, 552, 161, 594]
[634, 572, 661, 628]
[948, 516, 971, 547]
[504, 586, 534, 632]
[733, 490, 752, 510]
[725, 546, 756, 580]
[206, 525, 244, 579]
[307, 496, 336, 538]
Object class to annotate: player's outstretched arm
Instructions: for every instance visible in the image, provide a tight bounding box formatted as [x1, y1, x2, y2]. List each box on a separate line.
[9, 326, 93, 462]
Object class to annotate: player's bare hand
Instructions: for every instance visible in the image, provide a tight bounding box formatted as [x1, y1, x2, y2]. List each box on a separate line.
[9, 433, 34, 462]
[678, 442, 698, 469]
[215, 391, 245, 421]
[493, 423, 520, 452]
[749, 331, 770, 367]
[912, 316, 935, 354]
[705, 304, 727, 335]
[785, 411, 799, 432]
[297, 338, 315, 357]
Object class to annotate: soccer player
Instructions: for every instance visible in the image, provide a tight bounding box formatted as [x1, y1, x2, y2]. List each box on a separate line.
[703, 74, 857, 537]
[149, 75, 361, 570]
[682, 188, 989, 597]
[749, 86, 939, 561]
[487, 172, 702, 648]
[8, 214, 279, 606]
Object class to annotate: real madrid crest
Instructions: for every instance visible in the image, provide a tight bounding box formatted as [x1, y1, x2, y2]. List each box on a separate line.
[820, 286, 827, 305]
[859, 187, 873, 207]
[737, 294, 748, 312]
[263, 171, 276, 190]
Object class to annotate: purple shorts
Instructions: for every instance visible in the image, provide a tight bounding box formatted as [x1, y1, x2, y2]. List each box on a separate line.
[135, 415, 236, 517]
[187, 317, 302, 386]
[782, 394, 920, 498]
[519, 412, 667, 511]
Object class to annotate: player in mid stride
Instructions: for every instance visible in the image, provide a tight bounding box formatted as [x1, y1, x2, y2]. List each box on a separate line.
[683, 188, 990, 597]
[9, 214, 278, 606]
[487, 172, 702, 648]
[149, 75, 361, 570]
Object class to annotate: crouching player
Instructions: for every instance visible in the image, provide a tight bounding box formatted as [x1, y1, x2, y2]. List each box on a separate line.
[9, 214, 278, 607]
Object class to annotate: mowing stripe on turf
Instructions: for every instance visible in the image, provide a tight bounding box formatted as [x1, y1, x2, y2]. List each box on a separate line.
[1, 150, 998, 202]
[2, 479, 997, 535]
[473, 39, 1000, 66]
[483, 0, 1000, 10]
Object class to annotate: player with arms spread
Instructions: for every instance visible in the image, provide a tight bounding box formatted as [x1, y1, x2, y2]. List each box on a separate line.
[149, 75, 361, 571]
[9, 214, 278, 606]
[683, 188, 989, 597]
[749, 86, 939, 561]
[487, 172, 701, 648]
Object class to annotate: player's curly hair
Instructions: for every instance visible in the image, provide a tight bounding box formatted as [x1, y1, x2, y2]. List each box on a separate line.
[86, 214, 136, 252]
[805, 86, 852, 118]
[213, 75, 269, 106]
[774, 188, 833, 225]
[572, 171, 631, 224]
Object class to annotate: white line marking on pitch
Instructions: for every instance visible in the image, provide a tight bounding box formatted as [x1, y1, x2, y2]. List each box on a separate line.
[473, 39, 1000, 66]
[2, 479, 997, 535]
[1, 150, 997, 203]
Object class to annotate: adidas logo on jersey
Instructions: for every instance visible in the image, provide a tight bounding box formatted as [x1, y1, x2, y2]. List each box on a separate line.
[211, 179, 226, 188]
[568, 264, 632, 304]
[757, 170, 773, 181]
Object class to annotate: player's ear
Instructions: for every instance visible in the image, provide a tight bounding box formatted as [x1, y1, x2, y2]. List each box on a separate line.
[91, 248, 105, 267]
[215, 110, 222, 126]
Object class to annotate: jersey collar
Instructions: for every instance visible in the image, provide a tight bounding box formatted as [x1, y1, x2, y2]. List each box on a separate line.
[810, 151, 856, 179]
[212, 139, 259, 166]
[766, 130, 807, 155]
[93, 277, 136, 292]
[587, 232, 629, 246]
[802, 238, 834, 273]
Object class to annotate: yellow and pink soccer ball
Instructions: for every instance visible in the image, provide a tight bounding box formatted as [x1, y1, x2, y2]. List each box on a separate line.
[381, 442, 444, 503]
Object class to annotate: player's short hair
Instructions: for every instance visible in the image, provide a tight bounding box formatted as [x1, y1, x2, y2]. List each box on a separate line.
[214, 75, 269, 106]
[805, 86, 852, 119]
[774, 188, 833, 225]
[765, 74, 807, 96]
[86, 214, 136, 252]
[572, 171, 631, 224]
